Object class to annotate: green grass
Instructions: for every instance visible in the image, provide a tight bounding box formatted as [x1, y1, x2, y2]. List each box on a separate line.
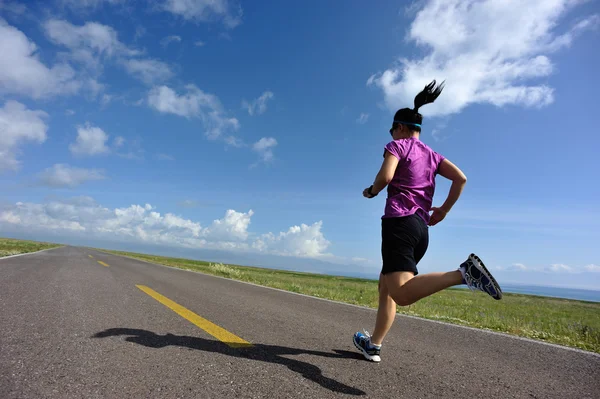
[0, 237, 61, 257]
[101, 249, 600, 354]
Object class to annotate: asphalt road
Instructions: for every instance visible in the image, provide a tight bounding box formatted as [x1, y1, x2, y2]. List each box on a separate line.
[1, 246, 598, 398]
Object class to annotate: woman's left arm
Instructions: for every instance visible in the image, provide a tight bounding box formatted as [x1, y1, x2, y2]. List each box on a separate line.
[363, 151, 399, 198]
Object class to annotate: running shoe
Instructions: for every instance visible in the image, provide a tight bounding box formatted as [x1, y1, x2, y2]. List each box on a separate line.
[353, 330, 381, 362]
[460, 253, 502, 300]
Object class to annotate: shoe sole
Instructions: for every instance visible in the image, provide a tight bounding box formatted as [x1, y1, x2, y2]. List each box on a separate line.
[469, 253, 503, 300]
[353, 338, 381, 362]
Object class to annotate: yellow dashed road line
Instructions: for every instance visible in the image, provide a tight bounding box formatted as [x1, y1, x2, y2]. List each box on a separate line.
[98, 261, 109, 267]
[136, 284, 252, 348]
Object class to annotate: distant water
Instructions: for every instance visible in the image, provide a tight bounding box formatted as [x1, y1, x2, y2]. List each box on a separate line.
[456, 283, 600, 303]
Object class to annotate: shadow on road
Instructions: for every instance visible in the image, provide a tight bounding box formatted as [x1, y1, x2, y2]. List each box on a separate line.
[93, 328, 366, 396]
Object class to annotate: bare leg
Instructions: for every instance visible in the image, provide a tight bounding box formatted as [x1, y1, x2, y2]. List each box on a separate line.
[385, 270, 463, 307]
[370, 272, 413, 345]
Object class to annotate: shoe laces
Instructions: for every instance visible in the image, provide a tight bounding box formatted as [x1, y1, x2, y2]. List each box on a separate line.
[463, 266, 483, 292]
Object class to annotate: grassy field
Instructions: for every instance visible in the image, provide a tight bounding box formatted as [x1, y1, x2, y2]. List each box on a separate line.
[0, 237, 61, 257]
[101, 249, 600, 354]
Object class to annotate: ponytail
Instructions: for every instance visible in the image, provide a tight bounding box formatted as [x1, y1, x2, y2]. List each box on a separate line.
[413, 80, 445, 113]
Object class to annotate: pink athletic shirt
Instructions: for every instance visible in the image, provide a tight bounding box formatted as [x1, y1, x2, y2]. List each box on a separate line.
[382, 137, 445, 225]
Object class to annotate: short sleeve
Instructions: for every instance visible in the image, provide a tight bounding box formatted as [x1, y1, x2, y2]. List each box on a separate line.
[433, 151, 445, 173]
[384, 140, 404, 160]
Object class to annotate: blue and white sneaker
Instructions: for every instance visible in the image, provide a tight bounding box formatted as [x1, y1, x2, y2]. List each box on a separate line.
[460, 253, 503, 300]
[353, 330, 381, 362]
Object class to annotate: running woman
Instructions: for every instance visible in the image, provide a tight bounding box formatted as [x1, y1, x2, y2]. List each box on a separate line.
[353, 80, 502, 363]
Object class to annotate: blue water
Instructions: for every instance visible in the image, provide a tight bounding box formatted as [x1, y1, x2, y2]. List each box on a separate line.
[456, 283, 600, 302]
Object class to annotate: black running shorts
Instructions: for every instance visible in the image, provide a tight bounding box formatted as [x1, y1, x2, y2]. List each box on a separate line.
[381, 213, 429, 276]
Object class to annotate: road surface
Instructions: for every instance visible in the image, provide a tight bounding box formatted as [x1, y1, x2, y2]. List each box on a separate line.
[1, 246, 598, 398]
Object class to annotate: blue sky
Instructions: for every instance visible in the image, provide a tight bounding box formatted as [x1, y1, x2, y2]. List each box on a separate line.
[1, 0, 599, 290]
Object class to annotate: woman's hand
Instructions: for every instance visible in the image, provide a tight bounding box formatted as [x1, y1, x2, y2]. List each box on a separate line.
[363, 185, 377, 198]
[428, 207, 447, 226]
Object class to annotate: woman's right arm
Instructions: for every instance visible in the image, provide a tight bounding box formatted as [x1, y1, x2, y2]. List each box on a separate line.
[429, 159, 467, 226]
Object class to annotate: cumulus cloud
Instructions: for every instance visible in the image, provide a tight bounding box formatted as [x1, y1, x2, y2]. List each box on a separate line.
[44, 19, 139, 61]
[160, 35, 182, 47]
[178, 199, 198, 208]
[252, 137, 277, 162]
[0, 19, 81, 99]
[0, 1, 27, 15]
[0, 198, 331, 258]
[368, 0, 599, 117]
[123, 58, 173, 85]
[147, 84, 240, 140]
[242, 91, 274, 116]
[44, 19, 173, 88]
[113, 136, 125, 147]
[157, 153, 175, 161]
[161, 0, 242, 29]
[69, 123, 110, 156]
[585, 264, 600, 273]
[37, 164, 105, 188]
[495, 262, 599, 274]
[356, 113, 369, 124]
[60, 0, 125, 10]
[205, 209, 253, 242]
[0, 100, 48, 172]
[495, 263, 529, 271]
[548, 263, 574, 273]
[253, 221, 330, 258]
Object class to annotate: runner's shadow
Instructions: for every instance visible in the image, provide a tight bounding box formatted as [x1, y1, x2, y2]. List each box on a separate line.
[93, 328, 366, 396]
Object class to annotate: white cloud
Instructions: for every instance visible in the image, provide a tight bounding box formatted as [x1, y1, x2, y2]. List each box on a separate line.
[134, 26, 146, 41]
[101, 93, 112, 105]
[147, 85, 240, 140]
[45, 19, 170, 89]
[160, 35, 182, 47]
[511, 263, 527, 271]
[252, 137, 277, 162]
[224, 136, 244, 148]
[37, 164, 105, 188]
[206, 209, 253, 241]
[161, 0, 242, 29]
[356, 113, 369, 124]
[44, 19, 139, 60]
[496, 262, 600, 274]
[0, 1, 27, 15]
[253, 221, 330, 258]
[194, 40, 205, 47]
[69, 123, 110, 156]
[113, 136, 125, 147]
[157, 153, 175, 161]
[178, 199, 197, 208]
[65, 109, 76, 116]
[495, 263, 529, 271]
[60, 0, 125, 9]
[548, 263, 574, 273]
[0, 19, 81, 99]
[368, 0, 599, 117]
[242, 91, 274, 116]
[584, 264, 600, 273]
[0, 198, 331, 258]
[123, 59, 173, 85]
[0, 100, 48, 172]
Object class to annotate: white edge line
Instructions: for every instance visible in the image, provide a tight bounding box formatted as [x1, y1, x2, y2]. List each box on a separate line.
[0, 246, 64, 261]
[93, 248, 600, 358]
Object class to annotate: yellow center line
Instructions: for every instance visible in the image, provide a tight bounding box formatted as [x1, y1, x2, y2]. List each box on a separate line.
[136, 285, 252, 348]
[97, 261, 109, 267]
[88, 255, 94, 259]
